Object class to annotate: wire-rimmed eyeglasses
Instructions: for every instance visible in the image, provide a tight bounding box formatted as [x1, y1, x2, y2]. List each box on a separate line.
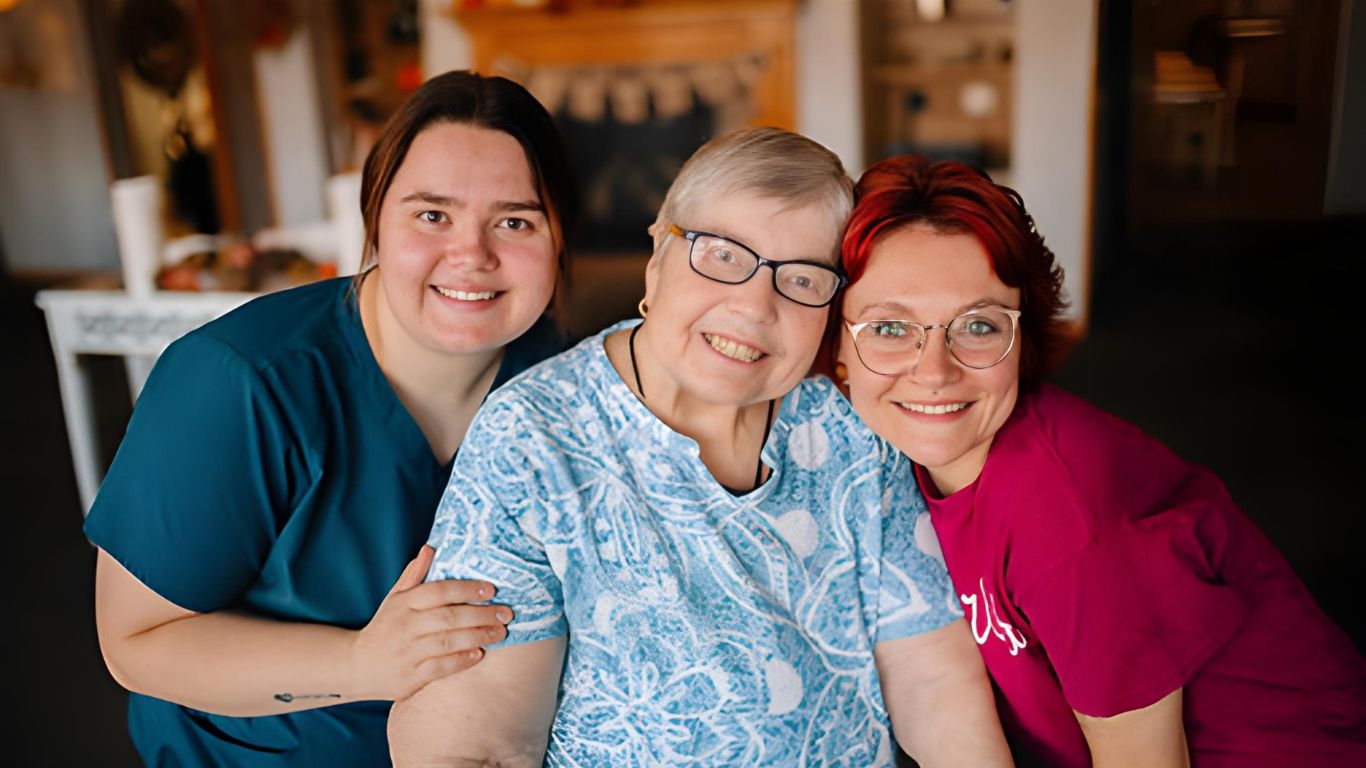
[667, 224, 845, 308]
[845, 307, 1022, 374]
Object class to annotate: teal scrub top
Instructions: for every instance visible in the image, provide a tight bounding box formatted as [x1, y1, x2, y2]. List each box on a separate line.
[83, 277, 564, 766]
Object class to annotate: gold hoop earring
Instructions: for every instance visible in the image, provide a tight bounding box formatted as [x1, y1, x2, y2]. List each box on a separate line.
[834, 362, 849, 387]
[638, 299, 648, 318]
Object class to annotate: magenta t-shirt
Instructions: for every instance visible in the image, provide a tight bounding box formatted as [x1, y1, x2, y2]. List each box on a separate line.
[917, 384, 1366, 767]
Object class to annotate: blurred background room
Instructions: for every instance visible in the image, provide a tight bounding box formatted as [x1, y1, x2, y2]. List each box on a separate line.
[1, 0, 1362, 763]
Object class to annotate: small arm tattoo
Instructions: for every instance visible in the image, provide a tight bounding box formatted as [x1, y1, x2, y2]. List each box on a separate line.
[274, 692, 342, 703]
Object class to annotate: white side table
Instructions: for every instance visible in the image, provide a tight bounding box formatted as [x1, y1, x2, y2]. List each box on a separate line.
[35, 290, 256, 514]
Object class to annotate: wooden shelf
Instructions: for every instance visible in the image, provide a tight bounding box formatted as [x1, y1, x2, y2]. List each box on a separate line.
[860, 1, 1015, 168]
[869, 62, 1011, 83]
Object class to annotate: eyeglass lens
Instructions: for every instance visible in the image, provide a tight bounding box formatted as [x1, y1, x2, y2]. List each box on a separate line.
[853, 309, 1017, 372]
[688, 234, 841, 307]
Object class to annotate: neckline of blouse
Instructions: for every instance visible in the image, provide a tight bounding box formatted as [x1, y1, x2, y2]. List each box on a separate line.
[594, 320, 784, 501]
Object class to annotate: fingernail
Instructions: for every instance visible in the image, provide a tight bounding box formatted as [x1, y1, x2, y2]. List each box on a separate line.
[477, 585, 491, 598]
[496, 610, 511, 623]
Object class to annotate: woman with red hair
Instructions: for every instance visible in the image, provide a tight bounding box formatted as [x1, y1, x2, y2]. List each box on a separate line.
[828, 155, 1366, 767]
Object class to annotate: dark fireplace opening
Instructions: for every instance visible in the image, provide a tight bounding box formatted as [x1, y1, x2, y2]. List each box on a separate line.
[508, 58, 765, 337]
[557, 96, 716, 253]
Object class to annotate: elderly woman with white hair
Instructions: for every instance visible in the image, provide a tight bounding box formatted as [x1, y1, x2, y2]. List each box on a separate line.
[388, 128, 1011, 767]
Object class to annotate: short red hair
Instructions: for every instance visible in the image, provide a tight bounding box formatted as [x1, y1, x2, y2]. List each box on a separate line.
[818, 155, 1070, 391]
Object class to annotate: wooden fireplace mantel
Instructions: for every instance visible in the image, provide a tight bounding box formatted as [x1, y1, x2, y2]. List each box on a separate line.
[449, 0, 798, 128]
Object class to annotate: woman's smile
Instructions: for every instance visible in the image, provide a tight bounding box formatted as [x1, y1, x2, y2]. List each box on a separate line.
[431, 285, 504, 305]
[702, 332, 767, 363]
[895, 399, 973, 417]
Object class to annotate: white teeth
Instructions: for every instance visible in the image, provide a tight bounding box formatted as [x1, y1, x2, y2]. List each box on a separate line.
[899, 401, 969, 415]
[435, 286, 497, 301]
[704, 333, 763, 363]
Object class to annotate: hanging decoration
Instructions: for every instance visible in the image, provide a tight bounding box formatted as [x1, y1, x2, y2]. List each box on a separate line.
[501, 54, 768, 132]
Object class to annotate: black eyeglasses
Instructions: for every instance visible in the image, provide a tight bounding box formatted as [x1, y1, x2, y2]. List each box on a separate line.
[667, 224, 845, 308]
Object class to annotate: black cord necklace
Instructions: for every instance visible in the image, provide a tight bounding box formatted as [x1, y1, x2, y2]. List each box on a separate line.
[628, 323, 774, 492]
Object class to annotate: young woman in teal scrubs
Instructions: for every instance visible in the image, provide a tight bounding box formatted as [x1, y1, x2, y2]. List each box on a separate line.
[85, 71, 575, 766]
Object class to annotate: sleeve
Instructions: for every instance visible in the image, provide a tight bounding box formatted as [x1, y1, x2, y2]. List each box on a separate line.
[83, 333, 293, 612]
[874, 447, 961, 643]
[425, 396, 568, 647]
[1016, 492, 1249, 717]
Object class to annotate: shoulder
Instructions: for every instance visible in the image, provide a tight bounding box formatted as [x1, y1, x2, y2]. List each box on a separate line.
[181, 278, 352, 372]
[487, 328, 609, 409]
[1019, 385, 1152, 444]
[769, 377, 908, 496]
[496, 313, 570, 387]
[464, 327, 618, 454]
[145, 327, 268, 399]
[781, 376, 897, 463]
[983, 386, 1212, 561]
[784, 375, 859, 425]
[1000, 385, 1195, 491]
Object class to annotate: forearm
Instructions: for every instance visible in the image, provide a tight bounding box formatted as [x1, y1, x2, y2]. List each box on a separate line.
[877, 620, 1013, 766]
[102, 608, 367, 717]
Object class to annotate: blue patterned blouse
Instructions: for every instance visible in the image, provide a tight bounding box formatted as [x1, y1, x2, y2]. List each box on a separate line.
[428, 321, 959, 767]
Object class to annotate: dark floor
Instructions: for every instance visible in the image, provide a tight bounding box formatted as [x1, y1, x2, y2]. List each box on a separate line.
[4, 217, 1364, 766]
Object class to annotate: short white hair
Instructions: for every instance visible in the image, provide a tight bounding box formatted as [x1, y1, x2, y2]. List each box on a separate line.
[654, 127, 853, 257]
